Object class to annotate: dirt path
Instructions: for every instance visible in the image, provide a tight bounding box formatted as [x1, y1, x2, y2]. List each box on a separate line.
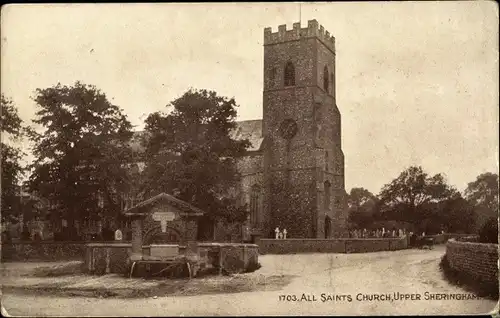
[2, 246, 497, 316]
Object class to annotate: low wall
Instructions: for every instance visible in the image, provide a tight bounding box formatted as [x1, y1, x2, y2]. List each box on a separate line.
[84, 242, 259, 276]
[198, 243, 259, 274]
[446, 239, 498, 284]
[258, 237, 408, 254]
[1, 241, 107, 262]
[416, 233, 478, 245]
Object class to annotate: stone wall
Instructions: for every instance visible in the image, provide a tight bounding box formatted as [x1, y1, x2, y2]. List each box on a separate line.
[445, 239, 498, 284]
[258, 237, 408, 254]
[1, 241, 100, 262]
[84, 243, 188, 275]
[198, 243, 259, 274]
[84, 242, 259, 276]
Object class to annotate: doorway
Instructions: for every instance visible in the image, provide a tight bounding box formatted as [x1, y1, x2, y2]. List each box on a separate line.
[324, 216, 332, 238]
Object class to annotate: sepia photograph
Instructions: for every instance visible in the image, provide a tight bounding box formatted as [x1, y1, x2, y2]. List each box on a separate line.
[0, 2, 498, 316]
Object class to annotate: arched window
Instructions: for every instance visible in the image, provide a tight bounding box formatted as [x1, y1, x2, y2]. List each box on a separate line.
[284, 62, 295, 86]
[323, 66, 329, 92]
[324, 181, 331, 212]
[250, 185, 261, 225]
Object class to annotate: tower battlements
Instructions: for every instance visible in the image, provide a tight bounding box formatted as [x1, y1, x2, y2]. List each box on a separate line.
[263, 19, 335, 52]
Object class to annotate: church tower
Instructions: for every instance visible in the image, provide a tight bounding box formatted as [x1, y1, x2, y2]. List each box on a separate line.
[261, 20, 347, 238]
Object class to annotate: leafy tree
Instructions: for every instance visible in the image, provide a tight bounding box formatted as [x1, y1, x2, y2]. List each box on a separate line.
[464, 172, 498, 230]
[27, 82, 133, 231]
[142, 89, 251, 227]
[1, 94, 25, 219]
[436, 194, 476, 234]
[347, 187, 377, 228]
[465, 173, 499, 211]
[378, 166, 458, 226]
[347, 187, 376, 209]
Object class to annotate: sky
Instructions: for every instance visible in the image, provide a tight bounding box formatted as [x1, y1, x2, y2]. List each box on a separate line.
[1, 2, 498, 194]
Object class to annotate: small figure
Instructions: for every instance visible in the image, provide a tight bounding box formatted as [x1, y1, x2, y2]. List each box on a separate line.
[275, 227, 280, 239]
[283, 228, 287, 239]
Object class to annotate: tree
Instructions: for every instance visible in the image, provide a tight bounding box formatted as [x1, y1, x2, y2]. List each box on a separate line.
[1, 94, 25, 219]
[437, 194, 477, 234]
[142, 89, 251, 227]
[478, 217, 498, 244]
[464, 172, 498, 230]
[347, 187, 376, 209]
[28, 82, 133, 232]
[347, 187, 377, 228]
[378, 166, 458, 226]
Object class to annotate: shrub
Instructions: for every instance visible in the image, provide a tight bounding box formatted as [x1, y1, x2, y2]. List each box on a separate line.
[478, 217, 498, 244]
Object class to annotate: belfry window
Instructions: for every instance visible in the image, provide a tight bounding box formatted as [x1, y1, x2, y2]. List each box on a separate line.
[284, 62, 295, 86]
[250, 185, 261, 225]
[323, 66, 329, 92]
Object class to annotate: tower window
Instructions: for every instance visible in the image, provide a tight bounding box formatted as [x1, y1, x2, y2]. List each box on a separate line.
[324, 181, 331, 212]
[250, 184, 261, 225]
[325, 151, 329, 171]
[323, 66, 329, 92]
[284, 62, 295, 86]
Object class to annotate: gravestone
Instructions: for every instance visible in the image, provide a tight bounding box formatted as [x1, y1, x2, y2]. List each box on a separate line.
[114, 229, 123, 241]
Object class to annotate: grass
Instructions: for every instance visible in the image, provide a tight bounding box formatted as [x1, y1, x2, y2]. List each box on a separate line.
[6, 273, 295, 299]
[28, 261, 84, 277]
[10, 260, 292, 299]
[439, 254, 499, 300]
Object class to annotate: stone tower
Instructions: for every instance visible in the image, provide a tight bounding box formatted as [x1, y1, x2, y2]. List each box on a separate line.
[261, 20, 347, 238]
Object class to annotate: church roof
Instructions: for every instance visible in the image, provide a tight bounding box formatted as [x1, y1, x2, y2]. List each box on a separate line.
[123, 192, 205, 217]
[230, 119, 263, 152]
[129, 119, 264, 153]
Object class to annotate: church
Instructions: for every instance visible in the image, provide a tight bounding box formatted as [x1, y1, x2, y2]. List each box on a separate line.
[126, 19, 348, 242]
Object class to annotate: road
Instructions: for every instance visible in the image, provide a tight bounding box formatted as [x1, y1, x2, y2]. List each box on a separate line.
[1, 246, 497, 316]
